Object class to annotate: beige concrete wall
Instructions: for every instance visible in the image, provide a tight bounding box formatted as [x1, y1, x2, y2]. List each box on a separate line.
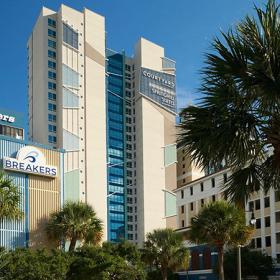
[136, 97, 166, 244]
[28, 147, 61, 248]
[28, 7, 56, 144]
[84, 8, 107, 238]
[134, 38, 178, 244]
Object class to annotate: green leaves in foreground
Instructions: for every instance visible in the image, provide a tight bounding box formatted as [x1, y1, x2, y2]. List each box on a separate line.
[178, 0, 280, 204]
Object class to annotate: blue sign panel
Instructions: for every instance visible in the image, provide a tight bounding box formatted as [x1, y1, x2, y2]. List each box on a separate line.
[140, 67, 176, 113]
[0, 108, 24, 129]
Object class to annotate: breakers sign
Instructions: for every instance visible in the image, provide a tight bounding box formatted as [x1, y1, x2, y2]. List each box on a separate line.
[3, 146, 57, 177]
[0, 113, 15, 123]
[140, 67, 176, 113]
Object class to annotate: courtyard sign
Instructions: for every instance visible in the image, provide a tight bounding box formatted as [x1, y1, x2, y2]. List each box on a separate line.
[140, 67, 176, 113]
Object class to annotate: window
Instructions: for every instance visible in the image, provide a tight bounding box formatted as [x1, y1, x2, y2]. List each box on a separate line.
[48, 60, 56, 69]
[250, 239, 255, 248]
[266, 236, 271, 247]
[48, 29, 56, 38]
[48, 135, 57, 143]
[128, 224, 133, 231]
[201, 199, 204, 207]
[276, 212, 280, 223]
[63, 23, 78, 49]
[48, 50, 56, 59]
[48, 124, 56, 132]
[125, 64, 131, 71]
[256, 237, 262, 248]
[256, 218, 261, 229]
[275, 190, 280, 202]
[128, 234, 133, 240]
[48, 39, 56, 49]
[127, 215, 133, 222]
[183, 179, 186, 184]
[211, 178, 215, 188]
[181, 190, 184, 199]
[265, 216, 270, 227]
[277, 233, 280, 244]
[48, 82, 56, 90]
[181, 205, 185, 214]
[190, 186, 193, 196]
[48, 114, 56, 122]
[190, 202, 194, 211]
[212, 195, 216, 202]
[48, 71, 56, 80]
[181, 220, 185, 228]
[255, 199, 261, 210]
[48, 18, 56, 28]
[48, 103, 56, 111]
[249, 201, 254, 211]
[223, 173, 227, 183]
[264, 197, 270, 208]
[48, 92, 56, 100]
[200, 182, 204, 192]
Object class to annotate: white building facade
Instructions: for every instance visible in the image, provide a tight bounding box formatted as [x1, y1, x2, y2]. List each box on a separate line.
[175, 167, 280, 261]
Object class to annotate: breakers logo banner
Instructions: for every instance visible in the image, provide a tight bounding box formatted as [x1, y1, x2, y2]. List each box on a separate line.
[3, 146, 57, 178]
[140, 67, 176, 113]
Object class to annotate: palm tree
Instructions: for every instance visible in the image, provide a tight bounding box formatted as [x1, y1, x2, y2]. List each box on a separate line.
[189, 201, 252, 280]
[46, 201, 103, 251]
[0, 172, 22, 220]
[142, 228, 189, 280]
[178, 0, 280, 204]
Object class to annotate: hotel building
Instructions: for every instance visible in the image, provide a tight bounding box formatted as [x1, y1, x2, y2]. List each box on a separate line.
[28, 5, 177, 244]
[175, 163, 280, 273]
[0, 110, 64, 249]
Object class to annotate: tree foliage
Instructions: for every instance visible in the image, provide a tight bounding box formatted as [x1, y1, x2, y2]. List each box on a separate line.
[142, 228, 189, 280]
[0, 172, 22, 220]
[178, 0, 280, 204]
[224, 247, 274, 280]
[46, 201, 103, 251]
[67, 245, 145, 280]
[0, 248, 71, 280]
[189, 201, 253, 280]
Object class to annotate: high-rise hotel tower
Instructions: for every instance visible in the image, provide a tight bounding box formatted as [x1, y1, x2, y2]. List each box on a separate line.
[28, 5, 177, 245]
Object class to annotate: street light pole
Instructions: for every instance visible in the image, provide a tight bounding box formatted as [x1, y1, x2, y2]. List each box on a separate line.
[237, 209, 256, 280]
[237, 245, 242, 280]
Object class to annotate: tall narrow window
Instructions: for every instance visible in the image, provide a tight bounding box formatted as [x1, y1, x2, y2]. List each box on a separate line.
[63, 23, 78, 49]
[200, 182, 204, 192]
[48, 18, 56, 28]
[181, 205, 185, 214]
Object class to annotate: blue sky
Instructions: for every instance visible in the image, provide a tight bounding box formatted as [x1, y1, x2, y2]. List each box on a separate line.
[1, 0, 265, 121]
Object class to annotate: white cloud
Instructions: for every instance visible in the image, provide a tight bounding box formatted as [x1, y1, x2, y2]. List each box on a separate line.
[176, 86, 198, 112]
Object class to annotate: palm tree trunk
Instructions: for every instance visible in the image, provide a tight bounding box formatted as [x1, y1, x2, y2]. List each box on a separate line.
[160, 267, 168, 280]
[217, 246, 224, 280]
[69, 236, 77, 252]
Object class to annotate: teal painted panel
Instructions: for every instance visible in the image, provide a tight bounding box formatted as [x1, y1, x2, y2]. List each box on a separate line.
[0, 138, 27, 249]
[62, 64, 79, 88]
[165, 191, 176, 217]
[164, 144, 177, 167]
[63, 130, 79, 151]
[64, 169, 79, 202]
[63, 88, 79, 108]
